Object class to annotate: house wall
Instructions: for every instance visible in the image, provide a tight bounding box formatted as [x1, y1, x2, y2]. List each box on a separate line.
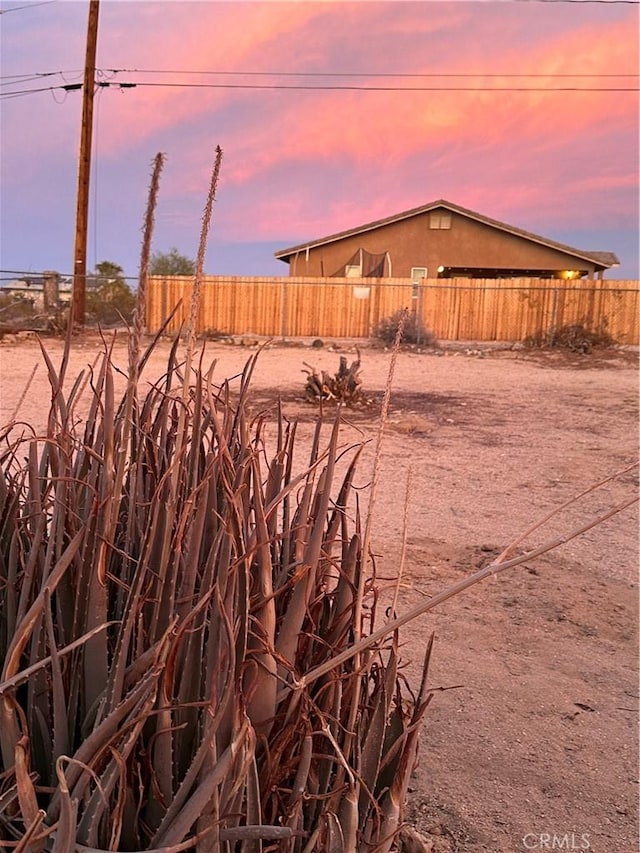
[285, 210, 599, 278]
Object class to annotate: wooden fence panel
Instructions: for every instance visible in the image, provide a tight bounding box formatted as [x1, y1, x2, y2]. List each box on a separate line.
[146, 276, 639, 344]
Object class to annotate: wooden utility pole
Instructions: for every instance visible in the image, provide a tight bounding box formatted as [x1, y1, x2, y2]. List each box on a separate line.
[72, 0, 100, 327]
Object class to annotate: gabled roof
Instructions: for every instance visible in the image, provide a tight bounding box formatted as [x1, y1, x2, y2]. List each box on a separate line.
[274, 199, 619, 270]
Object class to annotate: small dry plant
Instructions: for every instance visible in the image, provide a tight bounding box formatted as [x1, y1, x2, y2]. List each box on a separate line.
[524, 322, 616, 354]
[303, 349, 368, 405]
[372, 311, 436, 348]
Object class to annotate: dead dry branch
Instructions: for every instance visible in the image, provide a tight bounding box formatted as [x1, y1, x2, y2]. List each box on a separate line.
[303, 348, 369, 405]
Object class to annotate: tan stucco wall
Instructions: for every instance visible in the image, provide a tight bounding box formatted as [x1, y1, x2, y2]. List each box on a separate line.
[283, 211, 597, 277]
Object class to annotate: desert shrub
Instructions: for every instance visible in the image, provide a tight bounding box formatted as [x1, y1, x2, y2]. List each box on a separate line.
[86, 277, 136, 325]
[0, 336, 431, 850]
[0, 292, 37, 323]
[200, 326, 230, 340]
[372, 309, 437, 347]
[524, 323, 616, 354]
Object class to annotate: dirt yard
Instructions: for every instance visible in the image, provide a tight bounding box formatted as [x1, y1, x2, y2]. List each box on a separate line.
[0, 333, 638, 853]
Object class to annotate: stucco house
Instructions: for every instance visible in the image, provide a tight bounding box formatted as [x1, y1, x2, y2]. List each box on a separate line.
[274, 199, 619, 281]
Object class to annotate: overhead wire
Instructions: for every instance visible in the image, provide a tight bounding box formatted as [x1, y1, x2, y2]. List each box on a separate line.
[105, 80, 639, 92]
[0, 1, 56, 14]
[3, 68, 637, 82]
[0, 268, 140, 282]
[106, 68, 639, 78]
[2, 78, 638, 99]
[1, 66, 637, 99]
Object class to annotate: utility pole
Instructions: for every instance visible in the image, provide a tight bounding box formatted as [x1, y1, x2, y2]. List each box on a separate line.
[72, 0, 100, 328]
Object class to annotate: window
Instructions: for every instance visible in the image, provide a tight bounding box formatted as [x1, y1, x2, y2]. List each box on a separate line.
[429, 212, 452, 230]
[345, 264, 362, 278]
[411, 267, 428, 281]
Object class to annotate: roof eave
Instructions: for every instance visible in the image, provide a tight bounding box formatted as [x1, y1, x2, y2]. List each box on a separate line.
[274, 199, 619, 268]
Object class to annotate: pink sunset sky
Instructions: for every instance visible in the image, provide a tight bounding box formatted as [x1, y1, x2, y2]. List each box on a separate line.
[1, 0, 638, 281]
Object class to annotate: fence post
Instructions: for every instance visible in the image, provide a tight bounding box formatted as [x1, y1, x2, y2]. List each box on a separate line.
[160, 277, 167, 334]
[42, 270, 60, 312]
[281, 278, 288, 341]
[548, 286, 559, 346]
[410, 278, 421, 345]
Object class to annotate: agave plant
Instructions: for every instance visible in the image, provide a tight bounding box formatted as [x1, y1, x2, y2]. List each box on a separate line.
[0, 331, 432, 852]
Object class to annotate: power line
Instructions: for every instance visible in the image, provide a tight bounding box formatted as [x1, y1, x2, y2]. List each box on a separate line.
[2, 65, 638, 100]
[0, 1, 56, 14]
[2, 67, 637, 83]
[121, 80, 640, 92]
[2, 80, 638, 99]
[0, 268, 140, 282]
[107, 68, 639, 79]
[0, 84, 61, 99]
[0, 72, 64, 86]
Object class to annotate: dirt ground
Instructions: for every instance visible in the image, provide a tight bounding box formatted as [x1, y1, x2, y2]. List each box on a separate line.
[0, 333, 638, 853]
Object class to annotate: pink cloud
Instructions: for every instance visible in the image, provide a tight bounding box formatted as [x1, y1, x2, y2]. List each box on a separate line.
[94, 2, 336, 154]
[25, 1, 631, 244]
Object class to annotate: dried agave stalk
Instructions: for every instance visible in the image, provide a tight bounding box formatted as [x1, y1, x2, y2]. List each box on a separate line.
[185, 144, 223, 363]
[133, 151, 166, 360]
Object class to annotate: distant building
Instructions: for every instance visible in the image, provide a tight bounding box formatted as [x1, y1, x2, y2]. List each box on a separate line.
[1, 274, 73, 310]
[274, 199, 619, 280]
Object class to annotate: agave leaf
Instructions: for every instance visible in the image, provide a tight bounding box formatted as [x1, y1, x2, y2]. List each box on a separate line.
[200, 723, 256, 851]
[37, 337, 69, 429]
[289, 732, 313, 810]
[336, 783, 359, 853]
[46, 649, 168, 825]
[1, 528, 84, 770]
[322, 535, 359, 649]
[146, 584, 227, 830]
[240, 756, 263, 853]
[81, 357, 116, 714]
[375, 638, 435, 853]
[14, 736, 40, 836]
[0, 623, 114, 697]
[153, 716, 252, 847]
[137, 307, 183, 378]
[101, 530, 153, 716]
[75, 833, 213, 853]
[175, 476, 210, 619]
[52, 757, 79, 853]
[320, 449, 363, 588]
[359, 644, 398, 817]
[323, 813, 346, 853]
[276, 419, 341, 673]
[77, 684, 158, 847]
[150, 592, 236, 844]
[243, 454, 277, 736]
[14, 443, 47, 628]
[275, 419, 297, 588]
[43, 590, 69, 771]
[0, 458, 22, 649]
[13, 807, 46, 853]
[220, 825, 306, 843]
[107, 748, 128, 851]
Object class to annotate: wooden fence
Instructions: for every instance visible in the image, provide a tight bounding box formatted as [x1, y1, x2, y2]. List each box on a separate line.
[146, 276, 640, 344]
